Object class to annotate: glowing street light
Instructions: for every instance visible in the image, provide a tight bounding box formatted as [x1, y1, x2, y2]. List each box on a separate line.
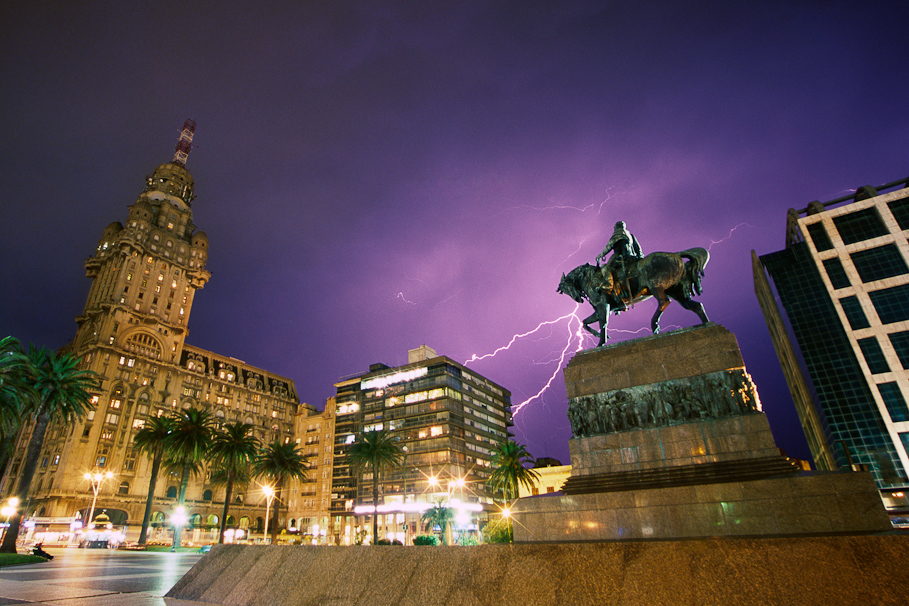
[171, 506, 187, 552]
[262, 485, 275, 544]
[83, 470, 114, 528]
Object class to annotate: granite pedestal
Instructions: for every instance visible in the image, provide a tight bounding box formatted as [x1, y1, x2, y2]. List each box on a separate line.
[513, 324, 892, 542]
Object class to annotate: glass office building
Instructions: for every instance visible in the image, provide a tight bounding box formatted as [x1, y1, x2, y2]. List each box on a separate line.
[756, 180, 909, 516]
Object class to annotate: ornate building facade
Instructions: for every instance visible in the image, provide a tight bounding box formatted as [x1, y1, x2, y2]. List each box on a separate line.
[1, 125, 300, 544]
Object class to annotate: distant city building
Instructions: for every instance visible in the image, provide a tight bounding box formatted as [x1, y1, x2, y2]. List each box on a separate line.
[1, 127, 300, 544]
[755, 178, 909, 516]
[517, 460, 571, 498]
[286, 400, 336, 544]
[329, 346, 513, 544]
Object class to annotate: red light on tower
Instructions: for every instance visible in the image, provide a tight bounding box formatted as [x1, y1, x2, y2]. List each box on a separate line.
[173, 119, 196, 166]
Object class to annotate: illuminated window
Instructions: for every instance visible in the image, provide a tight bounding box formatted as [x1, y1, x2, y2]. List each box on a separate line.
[133, 419, 145, 429]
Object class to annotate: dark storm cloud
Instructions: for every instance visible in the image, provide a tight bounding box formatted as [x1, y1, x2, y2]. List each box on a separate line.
[2, 1, 908, 463]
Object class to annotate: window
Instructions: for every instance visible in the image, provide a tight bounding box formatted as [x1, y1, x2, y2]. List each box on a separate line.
[888, 198, 909, 231]
[806, 222, 833, 252]
[888, 332, 909, 370]
[118, 481, 130, 495]
[857, 337, 890, 374]
[878, 383, 909, 423]
[822, 258, 850, 289]
[132, 419, 145, 429]
[105, 412, 120, 425]
[850, 244, 909, 283]
[870, 285, 909, 324]
[166, 486, 178, 498]
[833, 208, 889, 245]
[840, 296, 870, 330]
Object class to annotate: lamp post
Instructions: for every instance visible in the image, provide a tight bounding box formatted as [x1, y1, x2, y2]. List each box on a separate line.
[1, 497, 18, 543]
[262, 485, 275, 544]
[83, 471, 114, 529]
[401, 446, 408, 545]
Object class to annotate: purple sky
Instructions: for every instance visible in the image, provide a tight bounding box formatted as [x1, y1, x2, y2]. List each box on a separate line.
[2, 2, 908, 465]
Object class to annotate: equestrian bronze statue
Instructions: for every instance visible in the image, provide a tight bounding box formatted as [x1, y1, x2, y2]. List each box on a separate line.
[557, 222, 709, 346]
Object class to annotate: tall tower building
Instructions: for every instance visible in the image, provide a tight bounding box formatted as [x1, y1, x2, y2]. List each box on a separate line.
[328, 346, 513, 545]
[2, 123, 301, 544]
[755, 178, 909, 516]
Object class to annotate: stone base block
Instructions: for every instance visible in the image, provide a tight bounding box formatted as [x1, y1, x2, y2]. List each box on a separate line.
[513, 470, 892, 541]
[570, 413, 781, 475]
[168, 537, 909, 606]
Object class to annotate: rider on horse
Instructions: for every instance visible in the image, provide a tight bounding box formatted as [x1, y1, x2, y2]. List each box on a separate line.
[596, 221, 643, 312]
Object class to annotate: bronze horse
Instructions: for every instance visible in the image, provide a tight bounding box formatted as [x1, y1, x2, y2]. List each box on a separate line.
[557, 248, 709, 346]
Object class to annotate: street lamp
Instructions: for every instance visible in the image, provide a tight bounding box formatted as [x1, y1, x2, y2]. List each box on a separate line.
[262, 485, 275, 544]
[83, 471, 114, 528]
[1, 497, 18, 543]
[401, 446, 408, 544]
[171, 506, 187, 552]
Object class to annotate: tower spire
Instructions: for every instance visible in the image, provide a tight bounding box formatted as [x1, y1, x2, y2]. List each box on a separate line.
[172, 119, 196, 166]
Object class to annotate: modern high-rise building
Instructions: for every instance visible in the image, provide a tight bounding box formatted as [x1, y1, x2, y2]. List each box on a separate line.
[328, 346, 513, 544]
[0, 123, 300, 544]
[754, 178, 909, 517]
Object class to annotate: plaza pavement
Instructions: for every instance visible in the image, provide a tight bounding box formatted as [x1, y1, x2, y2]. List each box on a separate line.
[0, 547, 211, 605]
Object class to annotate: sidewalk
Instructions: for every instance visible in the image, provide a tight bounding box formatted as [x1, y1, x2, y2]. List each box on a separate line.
[0, 547, 213, 606]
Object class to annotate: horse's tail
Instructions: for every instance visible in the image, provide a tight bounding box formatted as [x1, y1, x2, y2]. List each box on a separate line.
[679, 247, 709, 297]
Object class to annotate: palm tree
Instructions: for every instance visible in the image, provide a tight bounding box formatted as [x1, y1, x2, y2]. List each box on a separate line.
[488, 440, 540, 503]
[132, 414, 174, 545]
[208, 422, 260, 543]
[420, 499, 455, 545]
[0, 347, 98, 554]
[347, 430, 403, 544]
[0, 337, 32, 479]
[164, 407, 215, 548]
[253, 439, 309, 543]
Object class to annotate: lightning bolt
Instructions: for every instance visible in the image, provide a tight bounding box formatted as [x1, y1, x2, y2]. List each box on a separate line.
[707, 223, 755, 251]
[464, 303, 582, 365]
[506, 184, 631, 215]
[393, 292, 417, 305]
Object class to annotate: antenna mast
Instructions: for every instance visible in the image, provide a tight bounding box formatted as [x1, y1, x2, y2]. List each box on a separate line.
[173, 119, 196, 166]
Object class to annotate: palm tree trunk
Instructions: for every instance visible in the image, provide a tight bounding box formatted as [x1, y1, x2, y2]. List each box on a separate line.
[372, 473, 379, 543]
[270, 479, 282, 544]
[138, 447, 163, 545]
[0, 412, 50, 553]
[172, 462, 191, 549]
[217, 473, 234, 544]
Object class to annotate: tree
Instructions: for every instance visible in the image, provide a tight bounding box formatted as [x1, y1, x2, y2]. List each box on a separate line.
[420, 500, 455, 545]
[208, 422, 260, 543]
[164, 407, 216, 549]
[253, 439, 309, 543]
[0, 337, 32, 478]
[488, 440, 540, 503]
[132, 414, 174, 545]
[347, 430, 403, 544]
[0, 347, 98, 554]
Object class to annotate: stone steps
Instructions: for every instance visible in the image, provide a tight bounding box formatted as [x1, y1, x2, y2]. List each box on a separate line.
[562, 455, 801, 494]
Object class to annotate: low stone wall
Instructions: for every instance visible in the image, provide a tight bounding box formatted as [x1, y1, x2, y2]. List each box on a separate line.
[168, 537, 909, 606]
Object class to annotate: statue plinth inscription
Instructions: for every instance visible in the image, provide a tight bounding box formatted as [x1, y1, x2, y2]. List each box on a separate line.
[512, 324, 892, 541]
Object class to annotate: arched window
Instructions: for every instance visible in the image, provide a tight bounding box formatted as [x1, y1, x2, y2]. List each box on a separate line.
[202, 489, 212, 501]
[255, 517, 264, 532]
[289, 518, 296, 529]
[125, 332, 163, 360]
[118, 481, 130, 495]
[151, 511, 166, 526]
[226, 515, 235, 526]
[166, 486, 177, 499]
[207, 514, 219, 527]
[239, 516, 250, 529]
[189, 513, 202, 528]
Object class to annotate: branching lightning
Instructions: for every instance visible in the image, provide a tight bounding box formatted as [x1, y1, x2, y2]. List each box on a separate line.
[707, 223, 755, 251]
